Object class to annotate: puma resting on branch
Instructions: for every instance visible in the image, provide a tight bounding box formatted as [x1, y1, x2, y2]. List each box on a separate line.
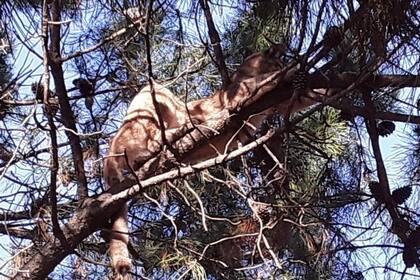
[103, 46, 332, 278]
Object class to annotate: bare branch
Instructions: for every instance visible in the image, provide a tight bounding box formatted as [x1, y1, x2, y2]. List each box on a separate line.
[48, 0, 88, 199]
[41, 0, 68, 249]
[198, 0, 230, 87]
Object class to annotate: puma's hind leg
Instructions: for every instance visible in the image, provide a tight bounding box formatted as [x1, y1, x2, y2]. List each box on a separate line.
[109, 204, 132, 279]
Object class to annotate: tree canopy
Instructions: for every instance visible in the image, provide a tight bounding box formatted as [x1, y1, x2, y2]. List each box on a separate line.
[0, 0, 419, 279]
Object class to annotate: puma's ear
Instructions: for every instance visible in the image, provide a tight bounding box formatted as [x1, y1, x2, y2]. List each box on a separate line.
[377, 121, 395, 137]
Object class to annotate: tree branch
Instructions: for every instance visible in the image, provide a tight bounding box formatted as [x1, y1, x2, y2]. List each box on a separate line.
[361, 90, 409, 242]
[41, 0, 68, 250]
[48, 0, 88, 200]
[0, 224, 34, 239]
[332, 101, 420, 125]
[198, 0, 230, 87]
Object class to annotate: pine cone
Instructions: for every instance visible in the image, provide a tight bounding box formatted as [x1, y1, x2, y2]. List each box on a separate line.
[391, 186, 412, 205]
[292, 69, 307, 91]
[377, 121, 395, 137]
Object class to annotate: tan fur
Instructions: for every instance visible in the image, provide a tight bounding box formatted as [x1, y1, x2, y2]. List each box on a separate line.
[103, 84, 233, 275]
[103, 47, 330, 276]
[230, 44, 287, 83]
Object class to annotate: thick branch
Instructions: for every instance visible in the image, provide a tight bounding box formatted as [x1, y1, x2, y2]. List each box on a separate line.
[110, 129, 276, 203]
[144, 2, 171, 151]
[362, 90, 408, 242]
[12, 196, 114, 280]
[0, 224, 33, 239]
[41, 0, 67, 249]
[49, 1, 88, 199]
[1, 86, 129, 107]
[0, 200, 76, 223]
[332, 102, 420, 125]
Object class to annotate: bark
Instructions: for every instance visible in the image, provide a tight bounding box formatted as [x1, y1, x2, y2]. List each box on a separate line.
[48, 1, 88, 199]
[41, 0, 68, 249]
[362, 90, 409, 241]
[332, 102, 420, 125]
[199, 0, 231, 87]
[13, 195, 117, 280]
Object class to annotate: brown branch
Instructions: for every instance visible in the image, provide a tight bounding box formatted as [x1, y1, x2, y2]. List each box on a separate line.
[300, 0, 328, 66]
[0, 210, 34, 221]
[110, 129, 276, 203]
[1, 86, 129, 107]
[41, 0, 68, 250]
[361, 90, 408, 242]
[306, 6, 366, 69]
[48, 0, 88, 200]
[0, 141, 70, 169]
[198, 0, 230, 87]
[12, 195, 113, 280]
[0, 200, 76, 223]
[0, 224, 34, 239]
[3, 73, 418, 111]
[0, 145, 12, 163]
[332, 102, 420, 125]
[296, 0, 310, 53]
